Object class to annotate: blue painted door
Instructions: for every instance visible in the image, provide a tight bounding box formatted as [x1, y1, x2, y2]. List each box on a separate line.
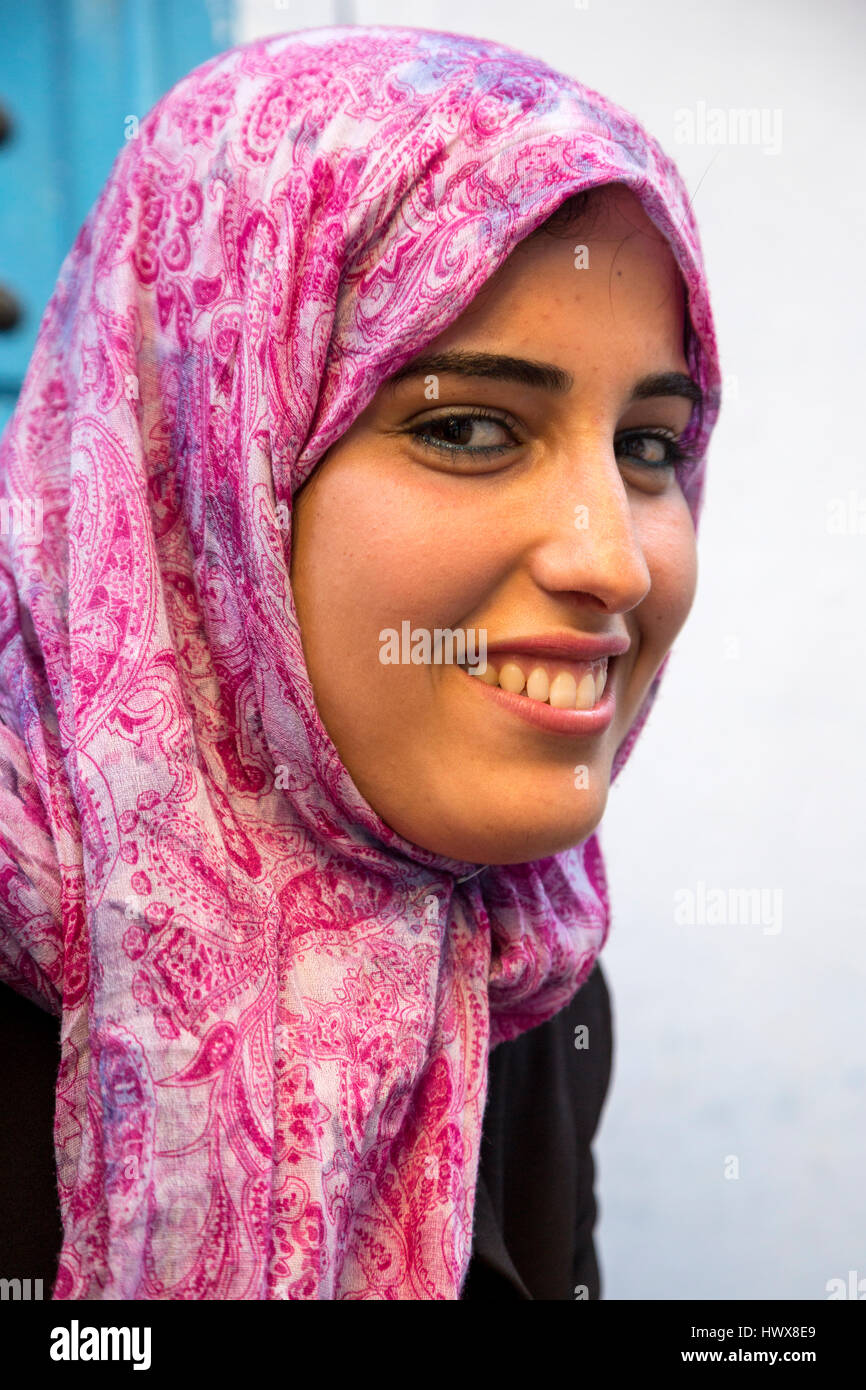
[0, 0, 233, 433]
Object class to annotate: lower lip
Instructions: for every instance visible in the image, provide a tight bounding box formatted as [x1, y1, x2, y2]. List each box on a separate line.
[458, 662, 616, 735]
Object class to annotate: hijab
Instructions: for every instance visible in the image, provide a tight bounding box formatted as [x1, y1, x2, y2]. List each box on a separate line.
[0, 24, 721, 1298]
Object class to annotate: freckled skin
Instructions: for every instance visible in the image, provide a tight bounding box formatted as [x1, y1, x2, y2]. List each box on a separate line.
[290, 185, 697, 864]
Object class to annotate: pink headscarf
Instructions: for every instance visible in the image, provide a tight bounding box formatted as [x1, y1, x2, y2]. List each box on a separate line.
[0, 25, 721, 1298]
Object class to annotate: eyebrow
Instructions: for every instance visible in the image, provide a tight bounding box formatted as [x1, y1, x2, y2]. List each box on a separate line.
[386, 349, 703, 409]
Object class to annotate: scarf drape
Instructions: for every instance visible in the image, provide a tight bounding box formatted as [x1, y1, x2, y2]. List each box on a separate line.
[0, 24, 721, 1299]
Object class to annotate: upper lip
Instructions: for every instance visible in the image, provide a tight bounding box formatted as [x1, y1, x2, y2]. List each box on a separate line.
[480, 632, 631, 661]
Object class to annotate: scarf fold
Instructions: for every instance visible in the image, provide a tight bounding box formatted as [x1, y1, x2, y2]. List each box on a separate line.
[0, 24, 721, 1299]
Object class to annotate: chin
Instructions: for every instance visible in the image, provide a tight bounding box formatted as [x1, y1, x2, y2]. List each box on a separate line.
[412, 800, 609, 865]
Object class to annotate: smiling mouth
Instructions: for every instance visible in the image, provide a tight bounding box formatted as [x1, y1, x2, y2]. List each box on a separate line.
[458, 654, 610, 710]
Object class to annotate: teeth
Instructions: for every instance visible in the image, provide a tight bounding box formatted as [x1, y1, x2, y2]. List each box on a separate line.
[470, 661, 500, 686]
[549, 671, 578, 709]
[575, 672, 597, 711]
[525, 666, 550, 702]
[467, 654, 609, 710]
[498, 661, 526, 694]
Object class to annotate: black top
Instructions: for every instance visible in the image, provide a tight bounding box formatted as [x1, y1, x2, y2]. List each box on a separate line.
[461, 961, 612, 1299]
[0, 961, 612, 1300]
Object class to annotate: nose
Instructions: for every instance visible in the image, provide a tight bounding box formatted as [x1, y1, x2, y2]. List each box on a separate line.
[526, 443, 651, 614]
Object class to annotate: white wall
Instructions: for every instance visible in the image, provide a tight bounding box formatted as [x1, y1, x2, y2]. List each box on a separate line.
[231, 0, 866, 1300]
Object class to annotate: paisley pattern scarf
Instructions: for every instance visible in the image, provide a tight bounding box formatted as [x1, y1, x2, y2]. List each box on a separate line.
[0, 25, 721, 1298]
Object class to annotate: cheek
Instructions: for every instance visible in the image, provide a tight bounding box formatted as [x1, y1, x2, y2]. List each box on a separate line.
[293, 458, 496, 640]
[639, 499, 698, 651]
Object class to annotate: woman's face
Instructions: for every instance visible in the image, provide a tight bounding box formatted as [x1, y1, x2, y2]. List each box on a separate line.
[290, 184, 699, 864]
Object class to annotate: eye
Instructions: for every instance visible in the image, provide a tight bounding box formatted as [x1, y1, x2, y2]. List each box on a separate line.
[404, 408, 520, 459]
[616, 427, 692, 469]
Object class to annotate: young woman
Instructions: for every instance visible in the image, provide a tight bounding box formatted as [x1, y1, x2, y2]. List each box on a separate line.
[0, 24, 721, 1299]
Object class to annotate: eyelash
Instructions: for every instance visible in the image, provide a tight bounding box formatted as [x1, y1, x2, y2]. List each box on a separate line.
[405, 408, 698, 469]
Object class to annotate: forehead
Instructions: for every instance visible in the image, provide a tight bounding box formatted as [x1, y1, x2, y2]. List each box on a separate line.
[431, 196, 688, 368]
